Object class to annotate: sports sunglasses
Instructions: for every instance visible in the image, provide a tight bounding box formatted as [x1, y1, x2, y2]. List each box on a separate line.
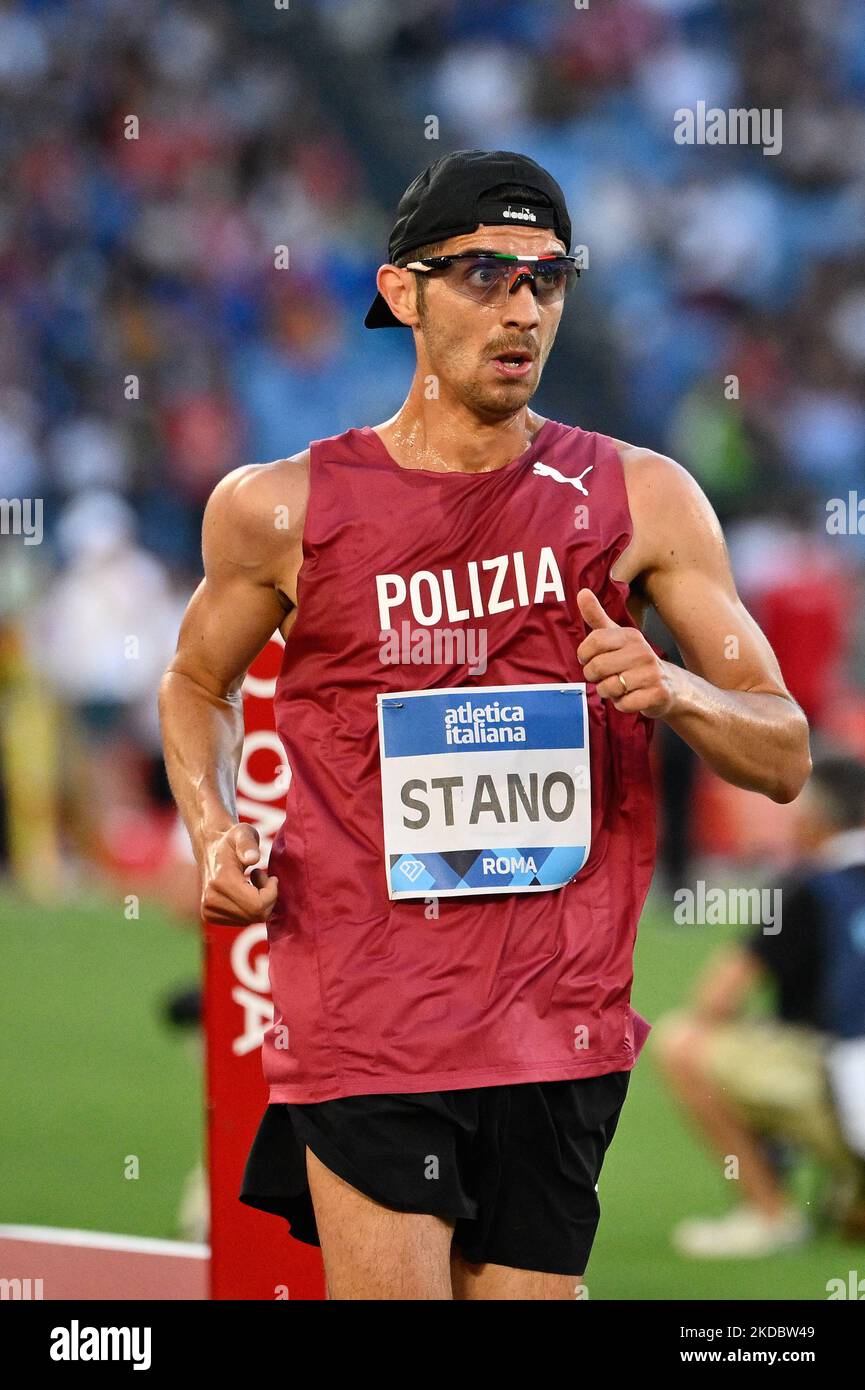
[402, 251, 581, 307]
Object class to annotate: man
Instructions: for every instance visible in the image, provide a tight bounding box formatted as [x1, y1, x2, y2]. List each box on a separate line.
[655, 754, 865, 1258]
[159, 149, 811, 1300]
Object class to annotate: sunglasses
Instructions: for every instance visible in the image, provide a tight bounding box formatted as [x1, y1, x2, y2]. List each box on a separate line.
[403, 251, 581, 307]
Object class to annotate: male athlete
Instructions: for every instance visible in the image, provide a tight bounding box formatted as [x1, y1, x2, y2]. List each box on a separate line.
[159, 150, 811, 1300]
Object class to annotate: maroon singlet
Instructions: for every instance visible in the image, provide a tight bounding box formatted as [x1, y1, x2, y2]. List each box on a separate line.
[263, 419, 657, 1101]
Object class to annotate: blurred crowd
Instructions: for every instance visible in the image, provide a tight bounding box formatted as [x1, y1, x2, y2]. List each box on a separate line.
[1, 0, 865, 889]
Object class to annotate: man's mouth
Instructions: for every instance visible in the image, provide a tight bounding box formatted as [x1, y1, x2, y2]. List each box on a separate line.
[490, 350, 534, 378]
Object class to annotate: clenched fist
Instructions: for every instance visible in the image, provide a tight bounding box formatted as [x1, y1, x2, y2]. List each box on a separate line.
[576, 588, 677, 717]
[200, 823, 279, 926]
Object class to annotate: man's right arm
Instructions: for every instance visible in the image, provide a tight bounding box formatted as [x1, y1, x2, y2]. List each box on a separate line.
[158, 456, 308, 925]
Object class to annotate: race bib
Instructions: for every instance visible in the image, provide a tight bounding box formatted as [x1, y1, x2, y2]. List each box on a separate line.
[376, 683, 591, 899]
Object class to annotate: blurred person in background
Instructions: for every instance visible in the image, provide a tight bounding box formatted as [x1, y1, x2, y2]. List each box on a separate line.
[0, 536, 62, 898]
[654, 754, 865, 1258]
[26, 489, 181, 874]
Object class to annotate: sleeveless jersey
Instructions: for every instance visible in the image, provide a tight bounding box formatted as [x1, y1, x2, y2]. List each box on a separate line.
[263, 418, 657, 1101]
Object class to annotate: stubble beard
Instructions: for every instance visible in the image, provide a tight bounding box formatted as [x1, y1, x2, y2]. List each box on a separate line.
[424, 316, 539, 422]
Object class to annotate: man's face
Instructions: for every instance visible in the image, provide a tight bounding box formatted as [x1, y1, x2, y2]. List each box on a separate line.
[410, 224, 568, 420]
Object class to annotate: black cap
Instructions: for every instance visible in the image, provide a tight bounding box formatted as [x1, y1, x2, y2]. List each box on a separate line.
[364, 149, 572, 329]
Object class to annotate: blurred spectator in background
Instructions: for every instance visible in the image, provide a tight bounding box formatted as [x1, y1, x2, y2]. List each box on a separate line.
[25, 489, 184, 872]
[654, 755, 865, 1258]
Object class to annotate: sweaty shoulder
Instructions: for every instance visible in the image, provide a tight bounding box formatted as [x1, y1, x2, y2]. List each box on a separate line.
[605, 435, 726, 591]
[203, 449, 310, 584]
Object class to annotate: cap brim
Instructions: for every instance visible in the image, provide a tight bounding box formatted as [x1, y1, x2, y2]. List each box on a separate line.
[364, 291, 405, 329]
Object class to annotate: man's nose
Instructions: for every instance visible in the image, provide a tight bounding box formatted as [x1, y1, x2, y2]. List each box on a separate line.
[502, 274, 540, 329]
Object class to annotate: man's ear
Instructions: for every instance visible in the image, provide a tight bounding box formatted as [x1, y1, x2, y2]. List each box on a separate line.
[376, 264, 419, 328]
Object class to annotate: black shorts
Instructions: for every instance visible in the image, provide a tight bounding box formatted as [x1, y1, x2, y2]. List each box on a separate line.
[239, 1070, 631, 1276]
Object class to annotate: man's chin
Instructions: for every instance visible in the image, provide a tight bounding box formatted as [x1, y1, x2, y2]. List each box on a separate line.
[467, 380, 536, 415]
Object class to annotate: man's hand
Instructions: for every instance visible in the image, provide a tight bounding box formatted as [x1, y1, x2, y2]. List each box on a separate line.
[200, 824, 279, 926]
[576, 588, 678, 717]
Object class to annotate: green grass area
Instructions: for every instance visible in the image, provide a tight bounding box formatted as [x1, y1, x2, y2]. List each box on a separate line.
[0, 883, 203, 1240]
[1, 881, 861, 1296]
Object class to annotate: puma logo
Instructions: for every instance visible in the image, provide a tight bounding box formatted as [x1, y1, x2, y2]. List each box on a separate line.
[532, 461, 593, 496]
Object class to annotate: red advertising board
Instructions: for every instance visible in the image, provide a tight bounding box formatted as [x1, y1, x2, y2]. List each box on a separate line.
[205, 633, 326, 1299]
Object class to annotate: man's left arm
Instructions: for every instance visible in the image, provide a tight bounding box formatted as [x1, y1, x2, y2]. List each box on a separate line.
[577, 446, 812, 804]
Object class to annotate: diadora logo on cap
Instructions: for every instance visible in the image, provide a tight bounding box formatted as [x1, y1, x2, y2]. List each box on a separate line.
[532, 460, 593, 496]
[502, 205, 537, 222]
